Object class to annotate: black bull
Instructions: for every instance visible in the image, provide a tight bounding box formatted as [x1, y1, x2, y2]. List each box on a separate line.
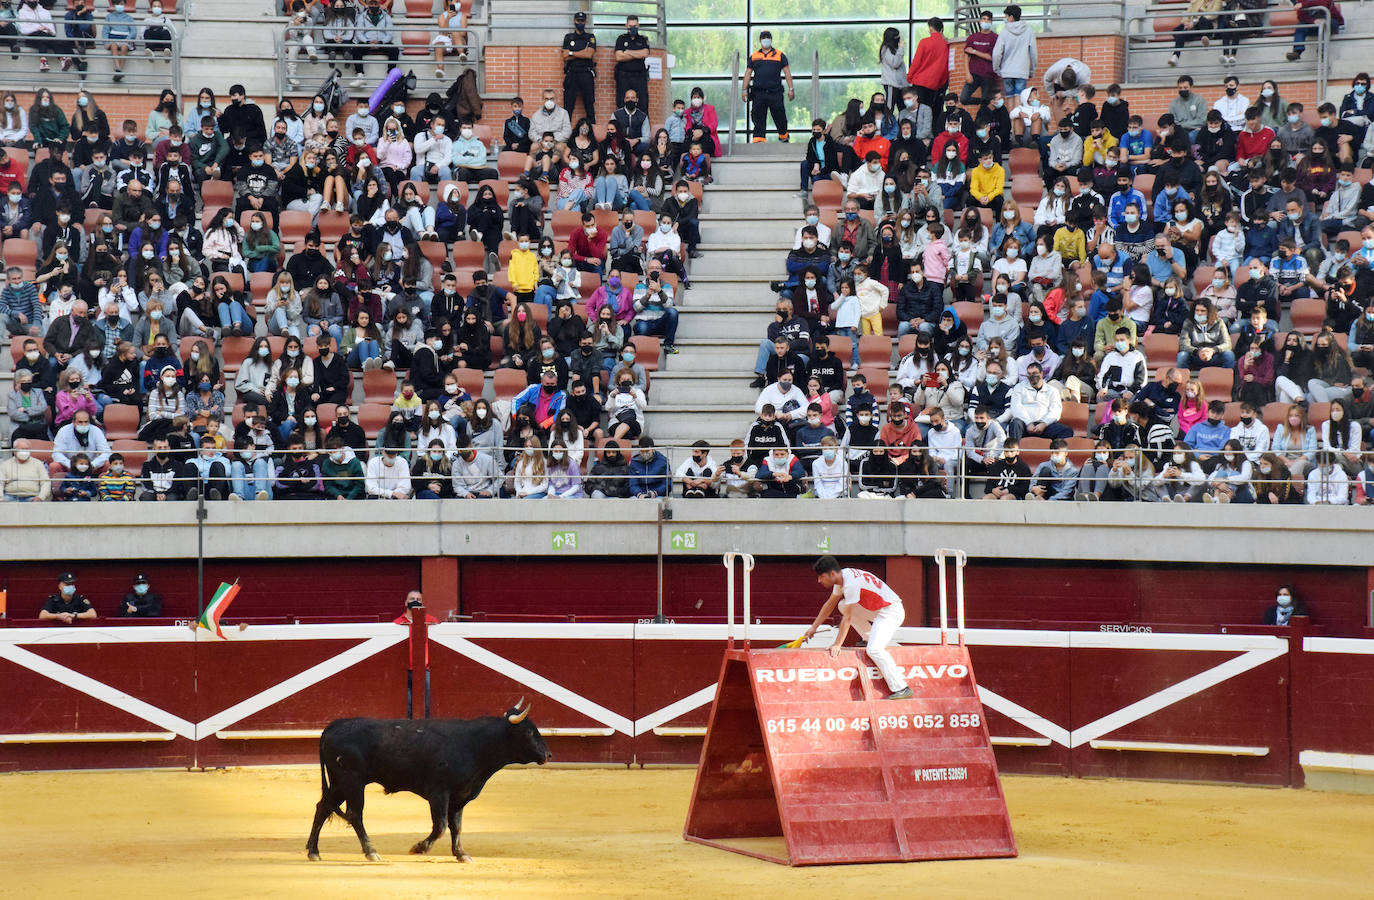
[306, 700, 552, 861]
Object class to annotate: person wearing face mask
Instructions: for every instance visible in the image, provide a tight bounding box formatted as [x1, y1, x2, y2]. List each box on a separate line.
[408, 438, 455, 499]
[1182, 399, 1232, 468]
[1259, 584, 1310, 627]
[449, 119, 498, 183]
[1, 434, 51, 500]
[742, 29, 794, 142]
[801, 119, 845, 192]
[1095, 323, 1145, 401]
[560, 11, 598, 124]
[1320, 163, 1362, 237]
[1199, 437, 1254, 503]
[1028, 438, 1081, 501]
[180, 433, 231, 500]
[671, 438, 716, 498]
[40, 573, 96, 624]
[659, 179, 702, 258]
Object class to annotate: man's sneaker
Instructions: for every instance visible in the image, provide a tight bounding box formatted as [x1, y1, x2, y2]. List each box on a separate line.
[1200, 34, 1210, 47]
[885, 687, 913, 701]
[749, 375, 767, 389]
[228, 492, 242, 501]
[60, 56, 71, 70]
[38, 56, 48, 71]
[208, 489, 223, 501]
[1286, 50, 1303, 61]
[1167, 52, 1179, 67]
[664, 344, 678, 355]
[255, 490, 270, 501]
[349, 77, 364, 88]
[186, 487, 199, 501]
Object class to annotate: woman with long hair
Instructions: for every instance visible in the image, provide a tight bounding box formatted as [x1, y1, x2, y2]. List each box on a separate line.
[1322, 398, 1363, 474]
[508, 433, 549, 498]
[144, 88, 177, 143]
[0, 91, 30, 150]
[341, 309, 384, 370]
[1271, 402, 1317, 477]
[234, 336, 275, 407]
[303, 274, 346, 344]
[1308, 330, 1354, 403]
[546, 439, 585, 497]
[72, 89, 110, 143]
[241, 211, 281, 274]
[455, 306, 492, 370]
[266, 271, 305, 338]
[267, 333, 315, 396]
[412, 439, 456, 499]
[879, 27, 906, 110]
[211, 274, 254, 337]
[502, 301, 541, 369]
[28, 89, 68, 147]
[202, 208, 246, 276]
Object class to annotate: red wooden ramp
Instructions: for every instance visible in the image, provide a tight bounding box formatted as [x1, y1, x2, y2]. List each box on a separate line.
[683, 644, 1017, 865]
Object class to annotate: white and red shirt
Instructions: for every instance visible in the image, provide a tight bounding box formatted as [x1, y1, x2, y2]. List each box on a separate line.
[839, 568, 902, 615]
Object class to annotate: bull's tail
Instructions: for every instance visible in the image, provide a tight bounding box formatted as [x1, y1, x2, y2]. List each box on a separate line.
[317, 738, 346, 822]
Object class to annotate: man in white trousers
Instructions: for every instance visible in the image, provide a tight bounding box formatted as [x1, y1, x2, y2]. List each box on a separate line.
[803, 555, 912, 700]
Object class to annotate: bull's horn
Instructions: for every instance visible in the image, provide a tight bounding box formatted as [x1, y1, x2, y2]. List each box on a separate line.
[507, 704, 530, 724]
[513, 696, 525, 711]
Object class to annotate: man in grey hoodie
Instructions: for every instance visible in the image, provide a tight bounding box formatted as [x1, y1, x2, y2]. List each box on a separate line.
[991, 5, 1037, 99]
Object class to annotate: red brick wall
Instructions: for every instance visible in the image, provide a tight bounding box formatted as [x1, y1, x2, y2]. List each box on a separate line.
[481, 45, 669, 128]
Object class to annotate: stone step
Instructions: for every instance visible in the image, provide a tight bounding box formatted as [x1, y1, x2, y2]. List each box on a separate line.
[703, 187, 806, 217]
[649, 372, 761, 406]
[644, 405, 755, 443]
[694, 219, 799, 244]
[709, 159, 802, 189]
[688, 248, 796, 277]
[667, 339, 763, 368]
[678, 284, 770, 309]
[675, 309, 773, 339]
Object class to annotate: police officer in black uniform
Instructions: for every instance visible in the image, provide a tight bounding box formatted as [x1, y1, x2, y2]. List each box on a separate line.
[39, 572, 97, 624]
[614, 14, 650, 111]
[562, 10, 598, 124]
[121, 573, 165, 617]
[742, 30, 794, 143]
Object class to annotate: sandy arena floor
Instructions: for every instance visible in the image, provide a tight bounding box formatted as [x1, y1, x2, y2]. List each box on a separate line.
[3, 766, 1372, 898]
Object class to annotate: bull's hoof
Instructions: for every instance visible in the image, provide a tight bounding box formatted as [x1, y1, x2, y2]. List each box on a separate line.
[409, 841, 430, 855]
[365, 851, 383, 862]
[455, 852, 473, 863]
[307, 851, 321, 862]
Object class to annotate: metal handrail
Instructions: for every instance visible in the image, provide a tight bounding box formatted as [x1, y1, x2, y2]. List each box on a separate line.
[809, 49, 820, 128]
[1122, 12, 1329, 96]
[272, 22, 484, 99]
[0, 28, 182, 94]
[726, 48, 740, 155]
[952, 1, 1124, 36]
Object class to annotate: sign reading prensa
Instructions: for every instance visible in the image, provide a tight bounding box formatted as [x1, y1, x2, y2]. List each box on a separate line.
[684, 644, 1016, 866]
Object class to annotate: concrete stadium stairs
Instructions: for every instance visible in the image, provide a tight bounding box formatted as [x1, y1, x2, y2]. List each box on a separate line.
[644, 144, 802, 446]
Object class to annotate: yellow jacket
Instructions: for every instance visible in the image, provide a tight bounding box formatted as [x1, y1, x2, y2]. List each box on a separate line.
[967, 162, 1005, 203]
[1082, 131, 1118, 167]
[507, 248, 539, 293]
[1052, 225, 1086, 264]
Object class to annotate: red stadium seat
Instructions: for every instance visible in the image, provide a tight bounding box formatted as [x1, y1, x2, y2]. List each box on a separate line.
[497, 151, 526, 179]
[1198, 367, 1234, 400]
[102, 404, 141, 441]
[453, 367, 485, 397]
[492, 368, 526, 400]
[452, 240, 488, 273]
[1289, 299, 1326, 334]
[357, 402, 391, 437]
[630, 335, 660, 371]
[858, 335, 892, 368]
[362, 369, 398, 404]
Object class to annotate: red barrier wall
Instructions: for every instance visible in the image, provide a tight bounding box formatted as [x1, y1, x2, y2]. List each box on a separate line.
[927, 562, 1368, 635]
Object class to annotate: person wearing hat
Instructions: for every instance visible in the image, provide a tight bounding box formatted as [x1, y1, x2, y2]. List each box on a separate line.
[742, 30, 794, 143]
[40, 573, 97, 623]
[121, 573, 164, 617]
[561, 11, 598, 124]
[513, 366, 566, 430]
[614, 14, 651, 111]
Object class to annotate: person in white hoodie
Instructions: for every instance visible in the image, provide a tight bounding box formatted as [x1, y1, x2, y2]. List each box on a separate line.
[991, 6, 1037, 99]
[1228, 401, 1270, 463]
[924, 408, 963, 495]
[809, 435, 849, 498]
[410, 116, 454, 183]
[366, 447, 412, 498]
[852, 263, 889, 336]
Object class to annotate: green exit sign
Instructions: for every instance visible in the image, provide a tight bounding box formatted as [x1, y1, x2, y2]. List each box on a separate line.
[551, 530, 578, 550]
[670, 530, 698, 550]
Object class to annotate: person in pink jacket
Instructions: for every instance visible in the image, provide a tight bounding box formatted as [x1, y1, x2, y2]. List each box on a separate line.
[922, 222, 951, 290]
[683, 86, 720, 156]
[54, 369, 100, 427]
[585, 271, 635, 326]
[905, 17, 950, 116]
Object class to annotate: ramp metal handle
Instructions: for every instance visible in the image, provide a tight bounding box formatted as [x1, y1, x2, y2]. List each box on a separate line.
[723, 551, 755, 648]
[934, 548, 967, 646]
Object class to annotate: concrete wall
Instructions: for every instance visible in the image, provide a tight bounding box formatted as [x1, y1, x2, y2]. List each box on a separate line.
[2, 499, 1370, 566]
